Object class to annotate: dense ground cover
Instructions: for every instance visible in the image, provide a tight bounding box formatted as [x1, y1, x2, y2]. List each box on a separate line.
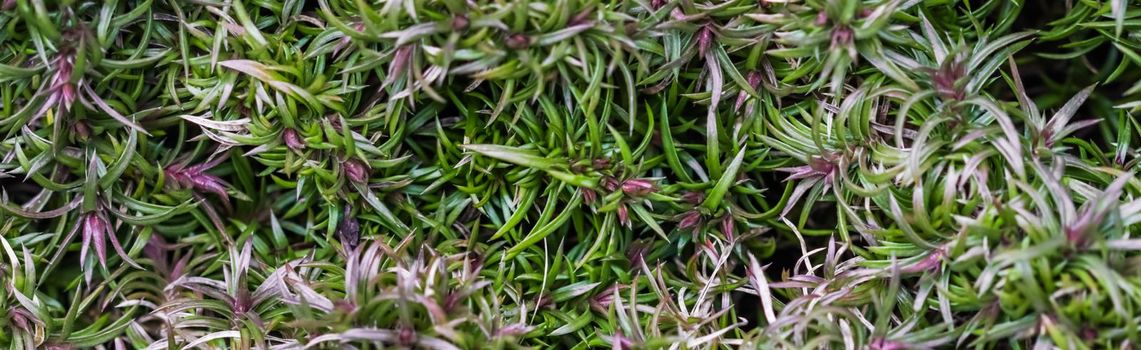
[2, 0, 1141, 348]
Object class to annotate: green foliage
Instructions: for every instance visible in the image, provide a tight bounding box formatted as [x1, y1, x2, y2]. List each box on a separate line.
[1, 0, 1140, 349]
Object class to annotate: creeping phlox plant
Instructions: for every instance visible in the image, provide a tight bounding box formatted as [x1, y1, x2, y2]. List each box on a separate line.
[1, 0, 1140, 349]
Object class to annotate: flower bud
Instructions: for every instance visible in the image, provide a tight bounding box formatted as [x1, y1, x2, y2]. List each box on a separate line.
[602, 177, 620, 192]
[9, 307, 32, 331]
[831, 26, 854, 48]
[397, 326, 416, 347]
[627, 241, 648, 269]
[72, 120, 91, 141]
[678, 211, 702, 230]
[451, 15, 469, 31]
[901, 248, 945, 274]
[81, 213, 110, 269]
[617, 204, 631, 228]
[621, 179, 656, 196]
[343, 159, 370, 184]
[505, 33, 531, 50]
[59, 82, 76, 112]
[735, 70, 765, 112]
[681, 191, 705, 205]
[582, 188, 598, 206]
[721, 215, 735, 237]
[283, 128, 305, 151]
[696, 25, 715, 58]
[590, 285, 621, 313]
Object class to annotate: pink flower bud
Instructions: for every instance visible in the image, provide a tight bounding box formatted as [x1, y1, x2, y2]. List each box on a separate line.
[592, 158, 611, 170]
[165, 158, 230, 201]
[590, 284, 622, 313]
[670, 8, 686, 21]
[81, 213, 109, 269]
[681, 191, 705, 205]
[746, 70, 763, 89]
[505, 33, 531, 50]
[9, 308, 32, 331]
[678, 211, 702, 231]
[602, 177, 620, 192]
[735, 71, 764, 112]
[389, 46, 413, 79]
[283, 128, 305, 151]
[59, 82, 76, 112]
[868, 339, 907, 350]
[696, 25, 715, 58]
[451, 15, 469, 31]
[831, 26, 854, 48]
[343, 159, 370, 184]
[617, 204, 631, 228]
[627, 241, 648, 269]
[621, 179, 656, 196]
[189, 175, 229, 201]
[582, 188, 598, 206]
[398, 326, 416, 346]
[901, 248, 945, 274]
[721, 215, 735, 236]
[815, 11, 828, 26]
